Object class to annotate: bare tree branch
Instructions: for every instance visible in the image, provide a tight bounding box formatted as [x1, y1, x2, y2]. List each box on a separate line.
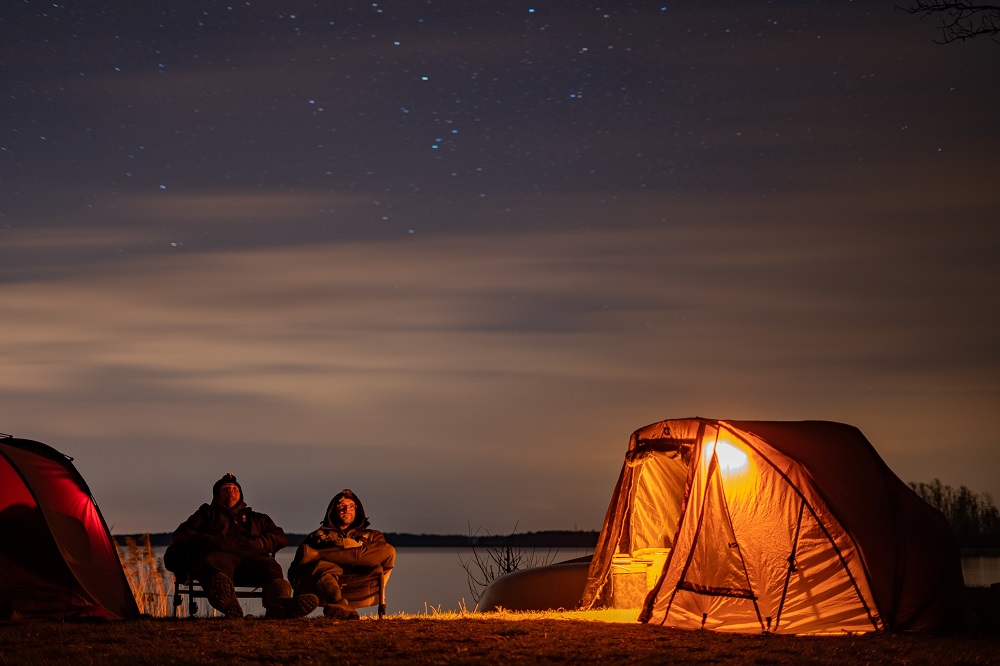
[897, 1, 1000, 44]
[457, 522, 559, 605]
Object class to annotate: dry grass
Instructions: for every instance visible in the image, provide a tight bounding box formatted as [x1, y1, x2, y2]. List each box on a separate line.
[1, 612, 999, 665]
[116, 535, 172, 617]
[97, 538, 1000, 663]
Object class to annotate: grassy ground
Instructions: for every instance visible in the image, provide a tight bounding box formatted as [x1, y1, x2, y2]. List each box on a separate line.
[2, 608, 999, 666]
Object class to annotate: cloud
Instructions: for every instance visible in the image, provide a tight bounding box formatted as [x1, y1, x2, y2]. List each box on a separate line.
[4, 208, 999, 532]
[3, 0, 998, 534]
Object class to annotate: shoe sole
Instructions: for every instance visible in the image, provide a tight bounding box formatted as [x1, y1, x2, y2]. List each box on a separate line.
[266, 594, 318, 620]
[207, 575, 243, 619]
[323, 605, 360, 621]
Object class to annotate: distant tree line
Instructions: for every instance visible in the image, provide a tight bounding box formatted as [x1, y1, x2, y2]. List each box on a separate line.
[910, 479, 1000, 550]
[387, 530, 600, 549]
[117, 530, 601, 549]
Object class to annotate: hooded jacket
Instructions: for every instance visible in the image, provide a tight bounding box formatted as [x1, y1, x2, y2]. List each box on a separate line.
[302, 489, 387, 549]
[172, 478, 287, 558]
[287, 489, 389, 587]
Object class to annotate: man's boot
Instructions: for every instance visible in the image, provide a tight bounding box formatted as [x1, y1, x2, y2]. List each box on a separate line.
[206, 573, 243, 619]
[315, 573, 358, 620]
[323, 598, 360, 621]
[263, 580, 318, 619]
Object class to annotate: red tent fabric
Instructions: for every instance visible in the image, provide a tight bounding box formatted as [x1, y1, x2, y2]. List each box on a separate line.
[0, 435, 139, 620]
[580, 418, 965, 634]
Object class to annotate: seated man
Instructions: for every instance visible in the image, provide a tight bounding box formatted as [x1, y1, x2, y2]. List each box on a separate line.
[165, 473, 317, 619]
[288, 489, 396, 620]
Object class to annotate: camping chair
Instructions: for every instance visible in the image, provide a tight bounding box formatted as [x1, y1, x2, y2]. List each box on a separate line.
[337, 565, 390, 618]
[171, 572, 266, 618]
[164, 544, 277, 618]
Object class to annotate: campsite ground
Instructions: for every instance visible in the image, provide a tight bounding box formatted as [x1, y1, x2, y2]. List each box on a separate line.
[2, 605, 999, 666]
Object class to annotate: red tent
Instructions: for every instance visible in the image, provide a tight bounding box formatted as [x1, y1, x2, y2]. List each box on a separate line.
[580, 418, 966, 633]
[0, 435, 139, 620]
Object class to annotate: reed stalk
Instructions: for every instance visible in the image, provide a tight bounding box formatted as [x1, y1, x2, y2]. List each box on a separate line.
[116, 534, 172, 617]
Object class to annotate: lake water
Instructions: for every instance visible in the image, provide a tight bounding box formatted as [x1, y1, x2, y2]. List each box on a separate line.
[961, 556, 1000, 588]
[152, 546, 592, 617]
[150, 547, 1000, 617]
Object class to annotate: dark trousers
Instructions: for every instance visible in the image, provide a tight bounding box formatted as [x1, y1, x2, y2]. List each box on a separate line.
[191, 552, 283, 588]
[296, 542, 396, 606]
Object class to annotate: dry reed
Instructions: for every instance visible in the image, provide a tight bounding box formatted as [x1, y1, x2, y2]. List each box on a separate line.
[116, 534, 172, 617]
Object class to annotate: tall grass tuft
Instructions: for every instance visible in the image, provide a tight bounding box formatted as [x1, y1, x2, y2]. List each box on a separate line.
[116, 534, 171, 617]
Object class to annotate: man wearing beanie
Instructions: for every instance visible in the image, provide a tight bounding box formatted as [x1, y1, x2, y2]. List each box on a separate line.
[288, 488, 396, 620]
[165, 473, 318, 619]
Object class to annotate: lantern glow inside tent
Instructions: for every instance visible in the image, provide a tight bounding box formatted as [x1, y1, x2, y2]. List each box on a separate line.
[579, 418, 966, 634]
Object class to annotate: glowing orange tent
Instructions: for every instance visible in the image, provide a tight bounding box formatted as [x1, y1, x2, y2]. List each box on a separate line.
[579, 418, 965, 634]
[0, 435, 139, 620]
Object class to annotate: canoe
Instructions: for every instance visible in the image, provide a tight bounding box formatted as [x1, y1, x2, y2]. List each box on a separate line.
[477, 555, 592, 612]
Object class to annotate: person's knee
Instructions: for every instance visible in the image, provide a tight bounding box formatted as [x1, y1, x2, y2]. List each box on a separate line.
[262, 560, 283, 580]
[163, 543, 192, 576]
[235, 555, 284, 587]
[244, 554, 282, 578]
[365, 543, 396, 570]
[382, 545, 397, 570]
[191, 558, 227, 585]
[201, 551, 238, 576]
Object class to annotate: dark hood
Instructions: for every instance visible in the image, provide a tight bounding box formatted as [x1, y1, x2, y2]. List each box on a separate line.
[321, 488, 370, 531]
[210, 472, 247, 516]
[212, 472, 243, 504]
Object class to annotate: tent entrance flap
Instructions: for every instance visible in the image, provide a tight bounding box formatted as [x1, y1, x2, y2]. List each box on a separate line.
[593, 447, 688, 609]
[662, 444, 763, 631]
[679, 449, 756, 600]
[625, 452, 687, 553]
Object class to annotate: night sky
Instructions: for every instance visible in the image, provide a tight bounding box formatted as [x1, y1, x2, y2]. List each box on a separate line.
[3, 1, 998, 536]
